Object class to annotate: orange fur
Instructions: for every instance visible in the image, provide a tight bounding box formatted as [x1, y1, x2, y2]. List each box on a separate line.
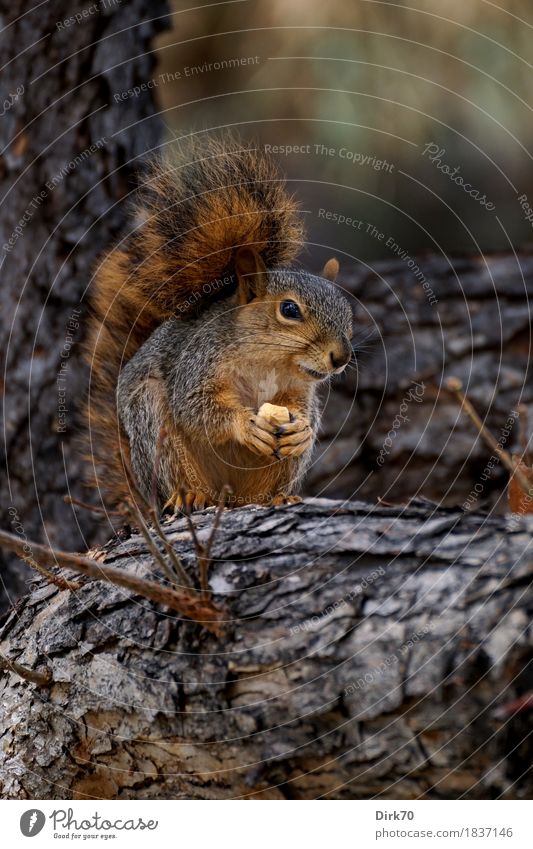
[83, 135, 304, 505]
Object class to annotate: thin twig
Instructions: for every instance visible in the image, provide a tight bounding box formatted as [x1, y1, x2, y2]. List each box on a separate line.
[0, 651, 52, 687]
[139, 425, 195, 589]
[148, 507, 194, 590]
[446, 378, 533, 498]
[21, 554, 80, 591]
[377, 497, 396, 508]
[198, 486, 231, 598]
[122, 501, 174, 584]
[122, 500, 194, 591]
[0, 528, 224, 634]
[179, 487, 204, 562]
[179, 487, 210, 598]
[120, 440, 197, 590]
[204, 485, 231, 564]
[120, 441, 223, 599]
[64, 495, 122, 517]
[518, 404, 532, 466]
[177, 485, 231, 599]
[150, 426, 167, 510]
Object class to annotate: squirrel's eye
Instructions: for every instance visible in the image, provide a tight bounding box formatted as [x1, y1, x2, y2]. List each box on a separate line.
[280, 300, 302, 320]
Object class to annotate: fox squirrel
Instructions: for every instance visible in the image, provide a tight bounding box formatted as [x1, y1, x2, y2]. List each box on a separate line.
[84, 135, 353, 510]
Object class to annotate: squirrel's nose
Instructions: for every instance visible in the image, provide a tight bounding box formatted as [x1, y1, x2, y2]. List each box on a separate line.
[329, 345, 351, 371]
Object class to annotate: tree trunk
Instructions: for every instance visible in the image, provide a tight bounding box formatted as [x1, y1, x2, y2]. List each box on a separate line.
[310, 251, 533, 510]
[0, 0, 168, 606]
[1, 498, 533, 800]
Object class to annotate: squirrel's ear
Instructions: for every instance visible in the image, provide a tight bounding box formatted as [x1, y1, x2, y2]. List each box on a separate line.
[321, 257, 340, 282]
[235, 247, 267, 304]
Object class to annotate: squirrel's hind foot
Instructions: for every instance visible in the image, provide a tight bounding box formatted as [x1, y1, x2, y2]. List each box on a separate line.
[164, 489, 213, 514]
[270, 494, 302, 507]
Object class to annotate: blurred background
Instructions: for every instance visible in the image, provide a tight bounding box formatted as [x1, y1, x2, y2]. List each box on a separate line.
[155, 0, 533, 265]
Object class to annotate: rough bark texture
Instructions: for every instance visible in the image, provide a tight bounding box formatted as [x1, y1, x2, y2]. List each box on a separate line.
[0, 0, 169, 606]
[1, 498, 533, 800]
[310, 251, 533, 508]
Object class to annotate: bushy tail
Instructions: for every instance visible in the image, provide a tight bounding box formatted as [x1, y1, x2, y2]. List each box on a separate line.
[83, 134, 305, 504]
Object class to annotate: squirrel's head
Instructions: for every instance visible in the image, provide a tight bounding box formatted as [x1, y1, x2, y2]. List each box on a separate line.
[234, 248, 353, 382]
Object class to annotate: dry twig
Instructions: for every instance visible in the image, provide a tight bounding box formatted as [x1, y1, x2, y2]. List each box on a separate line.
[179, 485, 230, 598]
[21, 552, 80, 591]
[518, 404, 532, 467]
[446, 377, 533, 498]
[0, 528, 224, 635]
[122, 498, 193, 591]
[150, 426, 167, 509]
[64, 494, 122, 517]
[0, 651, 52, 687]
[120, 454, 195, 588]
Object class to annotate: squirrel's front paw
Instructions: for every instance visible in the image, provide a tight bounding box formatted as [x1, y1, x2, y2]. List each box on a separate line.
[238, 411, 279, 457]
[275, 416, 314, 458]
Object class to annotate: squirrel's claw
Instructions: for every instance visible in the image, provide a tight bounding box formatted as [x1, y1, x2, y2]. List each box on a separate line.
[240, 410, 313, 459]
[277, 417, 309, 435]
[239, 412, 279, 457]
[271, 494, 302, 506]
[164, 490, 211, 513]
[278, 418, 313, 458]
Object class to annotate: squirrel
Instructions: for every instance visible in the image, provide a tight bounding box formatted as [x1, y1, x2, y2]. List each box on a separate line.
[84, 135, 353, 511]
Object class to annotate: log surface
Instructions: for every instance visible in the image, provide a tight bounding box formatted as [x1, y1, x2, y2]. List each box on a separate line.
[311, 252, 533, 508]
[1, 499, 533, 800]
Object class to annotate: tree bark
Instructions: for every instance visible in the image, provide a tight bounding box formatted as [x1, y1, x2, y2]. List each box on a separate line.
[0, 0, 168, 606]
[1, 498, 533, 800]
[309, 251, 533, 509]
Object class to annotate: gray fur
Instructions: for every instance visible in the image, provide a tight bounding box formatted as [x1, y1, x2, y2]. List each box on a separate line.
[117, 269, 352, 506]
